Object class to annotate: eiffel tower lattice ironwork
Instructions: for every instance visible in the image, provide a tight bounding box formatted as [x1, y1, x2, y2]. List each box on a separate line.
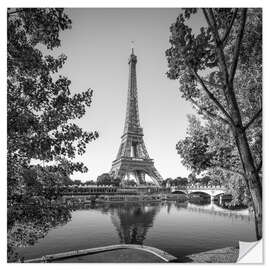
[110, 49, 163, 186]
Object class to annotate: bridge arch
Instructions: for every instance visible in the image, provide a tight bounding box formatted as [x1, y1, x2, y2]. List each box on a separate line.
[189, 191, 212, 198]
[171, 190, 187, 195]
[170, 186, 227, 201]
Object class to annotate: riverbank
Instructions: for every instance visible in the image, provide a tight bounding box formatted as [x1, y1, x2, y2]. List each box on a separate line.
[58, 246, 239, 263]
[55, 249, 164, 263]
[24, 245, 239, 263]
[184, 246, 239, 263]
[24, 244, 177, 263]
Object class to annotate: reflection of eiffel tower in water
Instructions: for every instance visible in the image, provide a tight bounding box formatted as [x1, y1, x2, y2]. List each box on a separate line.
[110, 204, 160, 244]
[110, 49, 163, 186]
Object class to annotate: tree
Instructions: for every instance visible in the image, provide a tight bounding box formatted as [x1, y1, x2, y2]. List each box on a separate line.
[73, 179, 83, 186]
[124, 179, 137, 187]
[112, 178, 121, 187]
[177, 116, 213, 174]
[8, 203, 71, 262]
[84, 180, 96, 186]
[188, 172, 197, 185]
[96, 174, 121, 187]
[163, 178, 173, 187]
[174, 177, 188, 186]
[177, 115, 243, 177]
[166, 8, 262, 239]
[97, 173, 112, 186]
[7, 8, 98, 259]
[8, 8, 98, 200]
[199, 175, 211, 186]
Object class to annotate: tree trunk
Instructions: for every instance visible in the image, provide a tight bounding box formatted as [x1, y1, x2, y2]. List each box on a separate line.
[225, 78, 262, 239]
[234, 129, 262, 240]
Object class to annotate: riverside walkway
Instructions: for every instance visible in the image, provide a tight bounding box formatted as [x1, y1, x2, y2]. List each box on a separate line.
[24, 244, 177, 263]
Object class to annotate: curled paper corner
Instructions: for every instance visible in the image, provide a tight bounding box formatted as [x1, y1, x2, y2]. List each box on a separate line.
[237, 239, 263, 263]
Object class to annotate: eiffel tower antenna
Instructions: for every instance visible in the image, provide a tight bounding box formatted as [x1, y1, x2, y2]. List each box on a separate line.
[110, 50, 163, 186]
[131, 40, 135, 54]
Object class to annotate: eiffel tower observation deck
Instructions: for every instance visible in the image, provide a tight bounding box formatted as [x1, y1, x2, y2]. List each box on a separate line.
[110, 49, 163, 186]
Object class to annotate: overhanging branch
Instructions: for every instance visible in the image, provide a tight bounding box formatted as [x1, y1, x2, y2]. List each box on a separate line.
[229, 9, 247, 83]
[202, 8, 231, 104]
[244, 108, 262, 130]
[191, 69, 234, 125]
[208, 9, 222, 44]
[215, 166, 244, 177]
[202, 79, 224, 90]
[189, 97, 231, 126]
[7, 9, 25, 17]
[221, 9, 238, 44]
[256, 160, 262, 173]
[203, 9, 221, 44]
[202, 8, 212, 28]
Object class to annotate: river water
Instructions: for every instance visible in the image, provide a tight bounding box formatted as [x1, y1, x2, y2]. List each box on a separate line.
[16, 201, 256, 260]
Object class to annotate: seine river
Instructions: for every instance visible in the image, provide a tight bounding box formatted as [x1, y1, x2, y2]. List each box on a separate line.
[16, 201, 256, 260]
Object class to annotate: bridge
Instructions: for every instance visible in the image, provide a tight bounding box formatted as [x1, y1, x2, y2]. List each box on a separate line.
[170, 185, 227, 201]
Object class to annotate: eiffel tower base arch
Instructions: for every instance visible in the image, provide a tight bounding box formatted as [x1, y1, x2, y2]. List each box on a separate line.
[111, 158, 163, 187]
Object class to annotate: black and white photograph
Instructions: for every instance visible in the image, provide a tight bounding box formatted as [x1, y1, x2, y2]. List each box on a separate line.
[4, 2, 266, 264]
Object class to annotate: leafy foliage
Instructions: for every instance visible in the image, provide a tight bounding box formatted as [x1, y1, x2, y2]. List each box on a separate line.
[7, 8, 98, 259]
[176, 116, 213, 174]
[166, 8, 262, 238]
[8, 8, 98, 194]
[176, 115, 242, 176]
[97, 173, 121, 187]
[8, 202, 71, 262]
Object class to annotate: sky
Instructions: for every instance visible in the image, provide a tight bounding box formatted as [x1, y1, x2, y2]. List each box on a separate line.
[48, 8, 205, 182]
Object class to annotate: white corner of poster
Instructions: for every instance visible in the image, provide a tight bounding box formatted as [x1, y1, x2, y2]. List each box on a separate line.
[237, 239, 263, 263]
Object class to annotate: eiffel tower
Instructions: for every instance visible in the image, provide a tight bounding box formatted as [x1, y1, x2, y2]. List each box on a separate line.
[110, 49, 163, 186]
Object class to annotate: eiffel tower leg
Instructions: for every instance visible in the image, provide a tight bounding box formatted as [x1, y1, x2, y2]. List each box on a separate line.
[147, 166, 163, 186]
[112, 165, 127, 185]
[135, 170, 145, 185]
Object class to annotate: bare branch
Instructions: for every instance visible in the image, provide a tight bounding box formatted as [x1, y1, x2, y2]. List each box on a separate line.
[221, 9, 238, 44]
[229, 9, 247, 83]
[244, 108, 262, 130]
[191, 69, 234, 125]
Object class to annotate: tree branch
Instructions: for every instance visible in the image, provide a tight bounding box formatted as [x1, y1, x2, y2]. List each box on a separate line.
[207, 8, 222, 44]
[244, 108, 262, 130]
[256, 160, 262, 173]
[202, 79, 224, 90]
[7, 11, 19, 16]
[229, 9, 247, 83]
[7, 9, 25, 17]
[191, 69, 234, 125]
[203, 8, 231, 107]
[215, 166, 244, 177]
[221, 9, 238, 44]
[189, 97, 231, 126]
[202, 8, 212, 28]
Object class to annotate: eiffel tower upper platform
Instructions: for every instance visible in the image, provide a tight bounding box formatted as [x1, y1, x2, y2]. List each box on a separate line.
[110, 49, 163, 186]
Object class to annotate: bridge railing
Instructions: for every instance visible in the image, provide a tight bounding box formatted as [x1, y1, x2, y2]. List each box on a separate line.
[171, 185, 225, 190]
